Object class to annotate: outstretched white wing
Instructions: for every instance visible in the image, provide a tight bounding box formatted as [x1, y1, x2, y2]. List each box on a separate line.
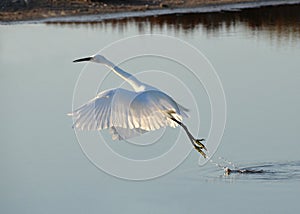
[68, 88, 188, 140]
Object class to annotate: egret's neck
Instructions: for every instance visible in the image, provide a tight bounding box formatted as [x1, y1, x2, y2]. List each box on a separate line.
[102, 59, 146, 92]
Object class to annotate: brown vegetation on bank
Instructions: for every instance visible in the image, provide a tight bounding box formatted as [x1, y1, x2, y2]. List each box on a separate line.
[0, 0, 257, 22]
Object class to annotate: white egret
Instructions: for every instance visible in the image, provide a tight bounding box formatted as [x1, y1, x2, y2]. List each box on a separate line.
[69, 55, 207, 158]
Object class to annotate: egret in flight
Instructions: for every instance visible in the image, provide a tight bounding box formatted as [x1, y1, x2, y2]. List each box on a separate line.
[69, 54, 207, 158]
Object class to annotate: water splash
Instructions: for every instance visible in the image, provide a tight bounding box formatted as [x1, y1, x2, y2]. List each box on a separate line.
[205, 159, 300, 182]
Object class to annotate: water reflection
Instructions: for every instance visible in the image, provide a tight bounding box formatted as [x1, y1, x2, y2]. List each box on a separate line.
[49, 4, 300, 41]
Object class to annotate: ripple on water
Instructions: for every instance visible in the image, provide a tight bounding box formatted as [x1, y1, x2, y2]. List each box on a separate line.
[201, 160, 300, 182]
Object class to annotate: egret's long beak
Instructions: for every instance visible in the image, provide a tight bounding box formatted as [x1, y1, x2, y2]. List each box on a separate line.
[73, 56, 93, 63]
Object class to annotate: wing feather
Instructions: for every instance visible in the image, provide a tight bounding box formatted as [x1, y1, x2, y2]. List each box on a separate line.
[68, 88, 189, 140]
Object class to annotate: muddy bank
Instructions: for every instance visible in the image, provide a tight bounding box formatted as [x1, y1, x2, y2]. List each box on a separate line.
[0, 0, 299, 23]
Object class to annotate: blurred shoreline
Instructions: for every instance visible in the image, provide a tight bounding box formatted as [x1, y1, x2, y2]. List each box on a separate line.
[1, 0, 300, 23]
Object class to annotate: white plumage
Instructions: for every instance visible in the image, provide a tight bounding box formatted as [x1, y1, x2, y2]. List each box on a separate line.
[69, 88, 188, 140]
[69, 55, 188, 140]
[69, 54, 207, 157]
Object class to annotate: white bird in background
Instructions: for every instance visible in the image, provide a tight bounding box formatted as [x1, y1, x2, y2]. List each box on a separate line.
[69, 54, 207, 158]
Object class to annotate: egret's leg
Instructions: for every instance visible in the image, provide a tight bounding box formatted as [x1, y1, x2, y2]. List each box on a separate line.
[170, 118, 207, 158]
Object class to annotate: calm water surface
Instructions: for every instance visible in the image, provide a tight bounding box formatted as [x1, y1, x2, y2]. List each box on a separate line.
[1, 4, 300, 214]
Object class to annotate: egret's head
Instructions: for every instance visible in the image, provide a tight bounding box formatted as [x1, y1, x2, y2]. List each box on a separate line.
[92, 54, 108, 64]
[73, 54, 109, 64]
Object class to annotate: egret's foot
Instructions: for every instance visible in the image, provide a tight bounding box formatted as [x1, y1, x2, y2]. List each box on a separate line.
[194, 145, 207, 158]
[194, 139, 207, 151]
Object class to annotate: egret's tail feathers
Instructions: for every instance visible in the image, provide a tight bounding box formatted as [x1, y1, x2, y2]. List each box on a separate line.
[178, 104, 189, 112]
[177, 104, 189, 118]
